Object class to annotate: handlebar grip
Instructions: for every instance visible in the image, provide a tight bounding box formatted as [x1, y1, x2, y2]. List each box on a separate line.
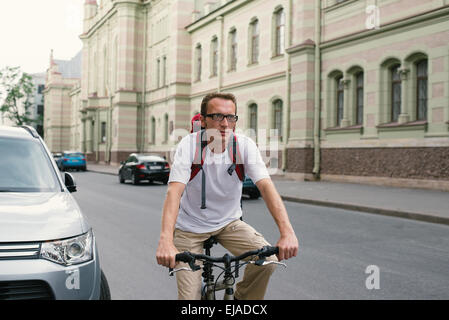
[260, 246, 279, 257]
[175, 252, 193, 263]
[175, 251, 201, 271]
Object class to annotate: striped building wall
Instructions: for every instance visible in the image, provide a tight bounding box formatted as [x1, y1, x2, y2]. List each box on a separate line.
[60, 0, 449, 189]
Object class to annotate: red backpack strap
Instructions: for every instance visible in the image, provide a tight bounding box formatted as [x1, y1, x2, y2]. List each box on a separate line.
[227, 134, 245, 181]
[190, 130, 206, 181]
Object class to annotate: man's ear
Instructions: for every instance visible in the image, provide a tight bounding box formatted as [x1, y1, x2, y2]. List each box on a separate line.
[201, 115, 206, 128]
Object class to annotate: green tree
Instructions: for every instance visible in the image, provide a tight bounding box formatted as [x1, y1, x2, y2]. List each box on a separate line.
[0, 66, 36, 125]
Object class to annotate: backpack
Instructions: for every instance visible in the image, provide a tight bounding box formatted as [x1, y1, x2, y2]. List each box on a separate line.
[189, 129, 244, 209]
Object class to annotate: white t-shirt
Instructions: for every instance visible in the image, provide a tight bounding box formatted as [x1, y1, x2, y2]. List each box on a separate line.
[168, 132, 270, 233]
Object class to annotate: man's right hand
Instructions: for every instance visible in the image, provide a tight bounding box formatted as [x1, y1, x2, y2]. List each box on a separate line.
[156, 240, 179, 269]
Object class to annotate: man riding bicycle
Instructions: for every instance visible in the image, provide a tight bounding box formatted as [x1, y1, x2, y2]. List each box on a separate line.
[156, 92, 299, 300]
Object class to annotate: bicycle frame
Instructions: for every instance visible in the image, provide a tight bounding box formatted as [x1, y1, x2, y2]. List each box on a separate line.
[170, 237, 285, 300]
[201, 236, 236, 300]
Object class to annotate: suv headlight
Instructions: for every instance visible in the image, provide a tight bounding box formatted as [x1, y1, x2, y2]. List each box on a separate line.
[40, 230, 94, 266]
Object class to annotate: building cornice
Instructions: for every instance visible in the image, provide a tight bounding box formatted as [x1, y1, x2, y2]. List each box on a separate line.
[321, 5, 449, 51]
[186, 0, 252, 33]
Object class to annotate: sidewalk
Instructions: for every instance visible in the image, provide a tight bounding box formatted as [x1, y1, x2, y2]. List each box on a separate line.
[87, 163, 449, 226]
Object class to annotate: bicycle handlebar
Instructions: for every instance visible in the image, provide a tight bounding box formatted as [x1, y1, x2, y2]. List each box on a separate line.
[171, 246, 279, 273]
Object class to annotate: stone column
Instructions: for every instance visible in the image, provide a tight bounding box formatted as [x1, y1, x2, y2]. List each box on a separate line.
[398, 68, 410, 124]
[340, 78, 351, 127]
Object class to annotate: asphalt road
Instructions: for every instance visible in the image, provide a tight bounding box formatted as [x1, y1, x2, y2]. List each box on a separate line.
[71, 171, 449, 300]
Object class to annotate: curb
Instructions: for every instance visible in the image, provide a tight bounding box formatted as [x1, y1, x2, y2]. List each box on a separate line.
[87, 169, 117, 176]
[87, 169, 449, 227]
[281, 196, 449, 226]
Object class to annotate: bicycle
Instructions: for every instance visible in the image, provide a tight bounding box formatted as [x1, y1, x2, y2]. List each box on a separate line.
[169, 236, 286, 300]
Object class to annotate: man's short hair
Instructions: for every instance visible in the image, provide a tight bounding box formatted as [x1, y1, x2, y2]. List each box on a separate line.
[200, 92, 237, 117]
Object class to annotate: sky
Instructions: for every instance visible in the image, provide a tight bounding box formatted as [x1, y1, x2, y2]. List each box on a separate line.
[0, 0, 84, 75]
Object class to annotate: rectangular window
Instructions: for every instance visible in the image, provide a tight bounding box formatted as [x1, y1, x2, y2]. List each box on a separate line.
[162, 56, 167, 86]
[275, 9, 285, 56]
[101, 121, 107, 143]
[230, 30, 237, 71]
[273, 100, 283, 141]
[195, 45, 202, 81]
[37, 84, 45, 94]
[156, 58, 160, 88]
[251, 20, 259, 64]
[211, 38, 218, 77]
[37, 105, 44, 116]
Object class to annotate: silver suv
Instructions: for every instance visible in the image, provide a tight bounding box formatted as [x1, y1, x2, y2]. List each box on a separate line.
[0, 126, 110, 300]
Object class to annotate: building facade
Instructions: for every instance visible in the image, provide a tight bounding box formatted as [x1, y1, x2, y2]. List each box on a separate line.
[67, 0, 449, 189]
[43, 50, 82, 152]
[30, 73, 46, 137]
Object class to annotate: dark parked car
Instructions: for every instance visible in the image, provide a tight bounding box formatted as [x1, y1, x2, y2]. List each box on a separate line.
[119, 153, 170, 185]
[59, 151, 87, 171]
[242, 176, 261, 199]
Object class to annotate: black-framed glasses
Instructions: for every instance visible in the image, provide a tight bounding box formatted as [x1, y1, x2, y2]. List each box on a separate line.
[206, 113, 239, 122]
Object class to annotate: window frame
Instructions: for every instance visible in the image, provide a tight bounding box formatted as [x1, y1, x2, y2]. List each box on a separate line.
[416, 59, 428, 121]
[390, 64, 402, 123]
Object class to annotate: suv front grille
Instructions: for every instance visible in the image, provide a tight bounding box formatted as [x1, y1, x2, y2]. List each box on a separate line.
[0, 280, 55, 300]
[0, 243, 40, 260]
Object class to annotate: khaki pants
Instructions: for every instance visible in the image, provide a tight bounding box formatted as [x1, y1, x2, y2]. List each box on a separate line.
[173, 219, 277, 300]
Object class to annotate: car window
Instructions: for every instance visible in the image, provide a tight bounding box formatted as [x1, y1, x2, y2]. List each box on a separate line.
[64, 152, 83, 158]
[0, 137, 60, 192]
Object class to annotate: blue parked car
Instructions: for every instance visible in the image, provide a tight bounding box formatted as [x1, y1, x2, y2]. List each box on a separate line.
[58, 151, 87, 171]
[242, 176, 261, 199]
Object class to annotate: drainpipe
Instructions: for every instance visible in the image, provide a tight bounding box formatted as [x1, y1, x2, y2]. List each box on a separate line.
[217, 15, 224, 92]
[95, 108, 99, 162]
[312, 0, 322, 178]
[282, 0, 293, 172]
[140, 4, 148, 153]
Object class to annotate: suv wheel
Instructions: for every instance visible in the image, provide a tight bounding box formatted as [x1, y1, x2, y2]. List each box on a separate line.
[119, 173, 125, 184]
[99, 270, 111, 300]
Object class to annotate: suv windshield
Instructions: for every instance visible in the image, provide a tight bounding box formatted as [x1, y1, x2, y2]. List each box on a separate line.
[0, 137, 60, 192]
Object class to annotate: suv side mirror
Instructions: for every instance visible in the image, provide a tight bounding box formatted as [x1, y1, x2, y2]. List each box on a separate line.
[64, 172, 77, 193]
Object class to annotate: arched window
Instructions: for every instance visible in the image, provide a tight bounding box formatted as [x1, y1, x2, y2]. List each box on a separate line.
[195, 44, 202, 81]
[249, 19, 259, 64]
[336, 76, 344, 126]
[210, 36, 218, 77]
[355, 72, 364, 125]
[416, 59, 428, 121]
[248, 103, 258, 141]
[228, 28, 237, 71]
[151, 117, 156, 144]
[273, 8, 285, 56]
[164, 114, 169, 142]
[391, 64, 401, 122]
[273, 99, 283, 141]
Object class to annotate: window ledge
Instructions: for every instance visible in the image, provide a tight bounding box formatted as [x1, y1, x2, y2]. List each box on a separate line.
[271, 54, 285, 61]
[377, 120, 427, 132]
[247, 61, 259, 67]
[324, 125, 363, 134]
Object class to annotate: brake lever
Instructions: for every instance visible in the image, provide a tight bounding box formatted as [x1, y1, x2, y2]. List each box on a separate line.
[169, 267, 192, 276]
[169, 265, 204, 276]
[250, 260, 287, 268]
